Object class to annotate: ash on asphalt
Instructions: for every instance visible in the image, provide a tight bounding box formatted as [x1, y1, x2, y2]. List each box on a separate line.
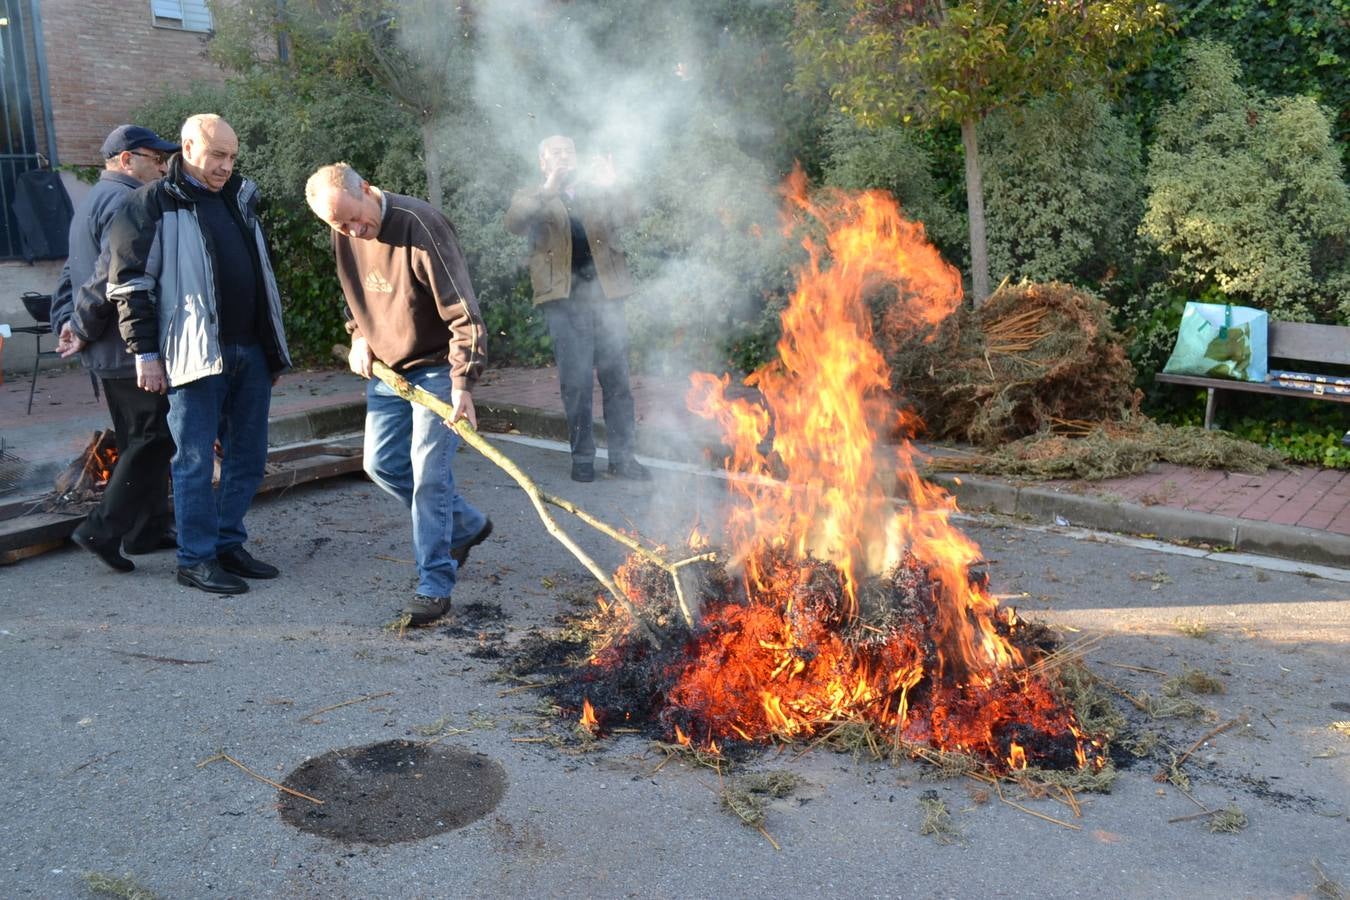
[436, 601, 509, 658]
[278, 740, 507, 845]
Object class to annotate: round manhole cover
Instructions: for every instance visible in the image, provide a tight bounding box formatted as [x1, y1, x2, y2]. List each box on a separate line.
[278, 740, 507, 844]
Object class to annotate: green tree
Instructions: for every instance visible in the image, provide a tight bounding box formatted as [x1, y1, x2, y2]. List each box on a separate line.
[793, 0, 1167, 304]
[1140, 42, 1350, 322]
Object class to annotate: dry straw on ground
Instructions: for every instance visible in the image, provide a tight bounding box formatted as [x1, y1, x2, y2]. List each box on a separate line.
[886, 281, 1285, 480]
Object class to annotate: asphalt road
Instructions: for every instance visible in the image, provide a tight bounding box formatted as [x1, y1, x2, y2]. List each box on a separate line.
[1, 437, 1347, 899]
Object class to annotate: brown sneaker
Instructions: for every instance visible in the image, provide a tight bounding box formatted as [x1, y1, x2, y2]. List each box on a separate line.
[404, 594, 451, 625]
[450, 519, 493, 568]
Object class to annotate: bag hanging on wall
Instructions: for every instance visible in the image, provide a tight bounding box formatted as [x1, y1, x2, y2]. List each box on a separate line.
[1161, 302, 1268, 383]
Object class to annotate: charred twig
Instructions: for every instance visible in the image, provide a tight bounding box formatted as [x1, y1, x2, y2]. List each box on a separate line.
[197, 751, 322, 804]
[339, 350, 675, 646]
[1025, 633, 1103, 678]
[992, 780, 1081, 831]
[1100, 661, 1169, 676]
[299, 690, 396, 723]
[108, 649, 214, 666]
[1174, 714, 1248, 770]
[1167, 808, 1224, 824]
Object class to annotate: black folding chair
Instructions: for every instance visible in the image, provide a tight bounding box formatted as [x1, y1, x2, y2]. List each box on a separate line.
[16, 291, 99, 415]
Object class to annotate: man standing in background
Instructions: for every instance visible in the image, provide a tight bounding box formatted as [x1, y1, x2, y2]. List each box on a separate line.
[107, 114, 292, 595]
[52, 124, 179, 572]
[305, 162, 493, 627]
[505, 135, 650, 484]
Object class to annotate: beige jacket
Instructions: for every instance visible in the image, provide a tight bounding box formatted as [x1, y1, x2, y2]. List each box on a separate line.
[504, 184, 637, 305]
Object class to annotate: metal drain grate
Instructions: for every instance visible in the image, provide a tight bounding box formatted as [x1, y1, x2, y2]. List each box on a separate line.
[0, 439, 29, 496]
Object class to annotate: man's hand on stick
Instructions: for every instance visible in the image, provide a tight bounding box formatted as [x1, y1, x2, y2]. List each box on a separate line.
[348, 336, 374, 379]
[447, 388, 477, 431]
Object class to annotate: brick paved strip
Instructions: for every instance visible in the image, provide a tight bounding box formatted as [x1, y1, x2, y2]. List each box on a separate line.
[1269, 473, 1336, 526]
[1240, 469, 1317, 521]
[1208, 473, 1283, 518]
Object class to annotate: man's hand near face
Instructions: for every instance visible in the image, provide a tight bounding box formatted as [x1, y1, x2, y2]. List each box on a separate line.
[587, 154, 618, 190]
[542, 162, 572, 195]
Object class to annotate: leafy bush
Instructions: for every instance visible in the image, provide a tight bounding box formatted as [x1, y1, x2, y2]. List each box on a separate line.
[981, 90, 1145, 290]
[1140, 42, 1350, 322]
[819, 116, 968, 267]
[1125, 0, 1348, 170]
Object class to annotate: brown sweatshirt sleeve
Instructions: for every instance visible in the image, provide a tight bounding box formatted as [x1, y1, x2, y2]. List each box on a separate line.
[412, 218, 487, 392]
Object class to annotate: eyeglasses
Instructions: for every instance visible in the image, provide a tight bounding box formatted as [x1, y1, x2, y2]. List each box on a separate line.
[128, 150, 168, 164]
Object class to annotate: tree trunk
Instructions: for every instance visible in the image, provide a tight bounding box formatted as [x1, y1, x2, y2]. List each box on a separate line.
[960, 117, 991, 306]
[421, 119, 442, 210]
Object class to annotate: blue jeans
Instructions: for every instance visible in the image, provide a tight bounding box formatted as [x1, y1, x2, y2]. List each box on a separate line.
[166, 342, 272, 568]
[364, 365, 487, 598]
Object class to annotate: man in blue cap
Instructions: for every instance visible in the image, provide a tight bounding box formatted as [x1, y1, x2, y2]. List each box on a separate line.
[52, 123, 178, 572]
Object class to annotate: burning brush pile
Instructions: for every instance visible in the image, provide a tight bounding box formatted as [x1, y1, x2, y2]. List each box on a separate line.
[524, 174, 1106, 776]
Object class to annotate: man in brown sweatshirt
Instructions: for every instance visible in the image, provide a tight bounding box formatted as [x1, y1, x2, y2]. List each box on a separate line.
[305, 162, 493, 625]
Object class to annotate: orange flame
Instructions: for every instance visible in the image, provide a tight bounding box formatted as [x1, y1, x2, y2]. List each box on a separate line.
[688, 523, 710, 551]
[689, 168, 992, 675]
[579, 698, 598, 733]
[658, 171, 1097, 770]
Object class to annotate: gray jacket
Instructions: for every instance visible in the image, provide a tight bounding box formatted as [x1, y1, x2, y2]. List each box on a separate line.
[49, 170, 143, 378]
[107, 156, 291, 387]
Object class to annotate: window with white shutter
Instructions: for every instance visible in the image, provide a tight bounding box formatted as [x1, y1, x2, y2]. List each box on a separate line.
[151, 0, 213, 33]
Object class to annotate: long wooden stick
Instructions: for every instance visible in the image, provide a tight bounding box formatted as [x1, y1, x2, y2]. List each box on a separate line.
[337, 350, 669, 646]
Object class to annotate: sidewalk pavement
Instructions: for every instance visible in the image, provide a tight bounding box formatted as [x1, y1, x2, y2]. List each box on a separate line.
[4, 360, 1350, 569]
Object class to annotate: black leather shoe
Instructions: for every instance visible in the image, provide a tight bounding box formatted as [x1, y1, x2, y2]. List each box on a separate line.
[451, 519, 493, 567]
[72, 523, 134, 573]
[177, 561, 248, 594]
[218, 546, 280, 579]
[608, 458, 653, 481]
[124, 527, 177, 555]
[571, 461, 595, 483]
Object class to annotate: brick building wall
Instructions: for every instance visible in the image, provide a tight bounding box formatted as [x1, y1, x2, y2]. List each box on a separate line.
[41, 0, 228, 166]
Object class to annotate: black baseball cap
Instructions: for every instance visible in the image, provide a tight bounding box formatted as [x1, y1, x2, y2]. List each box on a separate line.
[100, 124, 180, 158]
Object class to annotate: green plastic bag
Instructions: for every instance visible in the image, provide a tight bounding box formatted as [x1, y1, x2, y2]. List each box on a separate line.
[1162, 302, 1268, 383]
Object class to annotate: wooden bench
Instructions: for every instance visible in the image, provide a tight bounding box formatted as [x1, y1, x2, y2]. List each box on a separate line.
[1155, 320, 1350, 430]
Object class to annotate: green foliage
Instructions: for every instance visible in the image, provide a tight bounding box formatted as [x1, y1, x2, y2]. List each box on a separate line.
[981, 90, 1145, 287]
[623, 117, 794, 375]
[1140, 42, 1350, 322]
[1125, 0, 1348, 169]
[480, 280, 553, 368]
[792, 0, 1169, 130]
[819, 115, 967, 265]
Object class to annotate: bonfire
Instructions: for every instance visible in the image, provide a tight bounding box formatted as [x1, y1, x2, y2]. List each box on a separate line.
[539, 172, 1105, 774]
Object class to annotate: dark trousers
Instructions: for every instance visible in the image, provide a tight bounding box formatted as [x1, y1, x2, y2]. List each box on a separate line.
[542, 282, 638, 465]
[82, 376, 175, 550]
